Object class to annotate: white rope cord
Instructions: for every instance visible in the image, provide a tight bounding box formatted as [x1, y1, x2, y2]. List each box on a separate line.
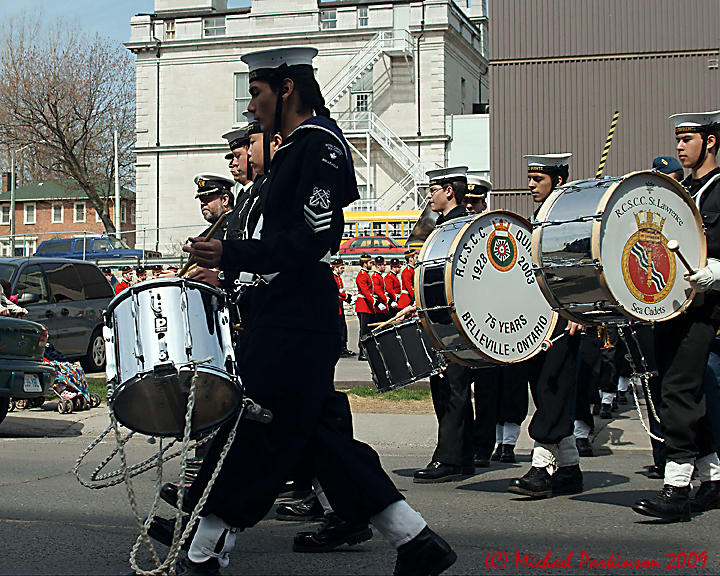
[629, 374, 664, 443]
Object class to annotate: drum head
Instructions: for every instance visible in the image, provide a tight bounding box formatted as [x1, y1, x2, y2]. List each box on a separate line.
[594, 171, 705, 322]
[111, 366, 242, 438]
[448, 211, 557, 362]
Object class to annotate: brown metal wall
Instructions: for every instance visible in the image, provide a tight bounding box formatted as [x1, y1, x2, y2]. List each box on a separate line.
[490, 52, 720, 191]
[491, 192, 535, 220]
[490, 0, 720, 60]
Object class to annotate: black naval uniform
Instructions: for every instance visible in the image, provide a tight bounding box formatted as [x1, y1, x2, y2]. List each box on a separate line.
[653, 167, 720, 464]
[188, 118, 403, 528]
[425, 205, 477, 471]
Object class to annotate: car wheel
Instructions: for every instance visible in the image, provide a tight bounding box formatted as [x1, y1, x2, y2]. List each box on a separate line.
[0, 397, 9, 425]
[90, 393, 102, 408]
[81, 328, 106, 373]
[15, 399, 29, 410]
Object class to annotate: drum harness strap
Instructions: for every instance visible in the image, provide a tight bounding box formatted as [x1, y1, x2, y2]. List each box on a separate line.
[616, 325, 664, 443]
[74, 360, 254, 575]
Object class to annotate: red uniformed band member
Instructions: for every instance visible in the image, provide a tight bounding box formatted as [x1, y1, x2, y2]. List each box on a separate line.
[372, 256, 389, 318]
[397, 249, 417, 309]
[332, 258, 355, 357]
[385, 258, 402, 311]
[114, 267, 133, 294]
[355, 253, 375, 361]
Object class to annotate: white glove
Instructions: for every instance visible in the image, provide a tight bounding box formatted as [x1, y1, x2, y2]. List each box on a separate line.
[685, 258, 720, 293]
[390, 301, 398, 308]
[378, 303, 387, 312]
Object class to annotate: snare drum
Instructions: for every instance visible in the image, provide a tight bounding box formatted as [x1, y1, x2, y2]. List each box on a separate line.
[361, 318, 443, 392]
[415, 211, 558, 366]
[532, 170, 705, 325]
[104, 277, 242, 437]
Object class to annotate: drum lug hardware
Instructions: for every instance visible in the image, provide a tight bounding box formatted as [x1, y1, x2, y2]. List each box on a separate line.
[152, 362, 177, 381]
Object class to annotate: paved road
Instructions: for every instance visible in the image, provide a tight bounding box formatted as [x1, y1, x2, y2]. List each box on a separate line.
[2, 322, 719, 575]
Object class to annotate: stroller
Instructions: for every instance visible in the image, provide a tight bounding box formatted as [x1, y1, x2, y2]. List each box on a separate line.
[43, 343, 101, 414]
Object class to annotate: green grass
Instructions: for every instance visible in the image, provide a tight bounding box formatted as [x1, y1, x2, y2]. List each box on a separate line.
[343, 385, 431, 401]
[85, 379, 431, 403]
[87, 378, 108, 401]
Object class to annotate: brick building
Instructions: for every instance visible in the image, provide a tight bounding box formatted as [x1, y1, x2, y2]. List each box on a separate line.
[0, 178, 136, 257]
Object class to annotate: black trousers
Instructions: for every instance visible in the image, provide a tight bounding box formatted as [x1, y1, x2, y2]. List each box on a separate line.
[654, 307, 718, 462]
[189, 326, 402, 528]
[472, 365, 529, 459]
[338, 313, 348, 350]
[526, 322, 581, 445]
[357, 312, 371, 352]
[430, 362, 474, 467]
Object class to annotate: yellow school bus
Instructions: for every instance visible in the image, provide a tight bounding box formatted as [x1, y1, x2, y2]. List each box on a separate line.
[342, 210, 422, 245]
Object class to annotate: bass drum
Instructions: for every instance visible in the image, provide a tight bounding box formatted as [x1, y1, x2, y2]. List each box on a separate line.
[532, 170, 705, 325]
[415, 211, 558, 366]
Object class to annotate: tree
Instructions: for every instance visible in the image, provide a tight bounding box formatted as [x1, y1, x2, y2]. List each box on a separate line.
[0, 14, 135, 235]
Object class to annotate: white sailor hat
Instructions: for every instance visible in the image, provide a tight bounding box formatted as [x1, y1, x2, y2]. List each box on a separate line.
[426, 166, 468, 185]
[524, 153, 572, 173]
[669, 110, 720, 135]
[241, 47, 318, 83]
[222, 126, 250, 153]
[193, 173, 235, 199]
[242, 110, 263, 136]
[466, 171, 492, 199]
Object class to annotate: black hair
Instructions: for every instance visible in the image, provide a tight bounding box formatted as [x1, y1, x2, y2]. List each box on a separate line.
[552, 166, 570, 189]
[450, 180, 467, 204]
[0, 278, 10, 298]
[267, 67, 331, 132]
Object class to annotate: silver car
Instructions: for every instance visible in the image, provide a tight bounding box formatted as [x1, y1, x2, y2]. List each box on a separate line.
[0, 258, 113, 372]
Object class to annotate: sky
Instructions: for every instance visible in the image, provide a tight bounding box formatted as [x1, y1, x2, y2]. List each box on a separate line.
[0, 0, 250, 46]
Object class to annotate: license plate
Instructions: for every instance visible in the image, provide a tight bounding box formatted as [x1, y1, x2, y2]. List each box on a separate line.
[23, 374, 42, 393]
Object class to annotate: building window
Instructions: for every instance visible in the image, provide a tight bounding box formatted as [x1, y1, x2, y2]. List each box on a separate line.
[52, 203, 63, 224]
[121, 204, 127, 224]
[234, 72, 250, 124]
[203, 16, 226, 37]
[95, 208, 103, 223]
[164, 20, 175, 40]
[358, 7, 369, 27]
[355, 93, 370, 112]
[320, 9, 337, 30]
[0, 206, 9, 225]
[0, 240, 10, 256]
[460, 77, 466, 114]
[74, 202, 86, 223]
[24, 203, 36, 225]
[131, 206, 136, 225]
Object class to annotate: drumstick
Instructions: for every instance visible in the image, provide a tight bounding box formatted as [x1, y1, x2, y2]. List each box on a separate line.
[369, 307, 414, 331]
[178, 212, 229, 277]
[540, 333, 566, 351]
[595, 111, 620, 179]
[667, 239, 696, 274]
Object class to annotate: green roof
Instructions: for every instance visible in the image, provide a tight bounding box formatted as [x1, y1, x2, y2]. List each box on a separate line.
[0, 179, 135, 202]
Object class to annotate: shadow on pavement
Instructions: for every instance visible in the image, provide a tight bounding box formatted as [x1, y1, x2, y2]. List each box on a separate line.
[569, 488, 657, 508]
[0, 413, 84, 438]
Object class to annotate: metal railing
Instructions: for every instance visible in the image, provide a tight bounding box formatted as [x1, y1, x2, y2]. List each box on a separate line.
[323, 30, 413, 108]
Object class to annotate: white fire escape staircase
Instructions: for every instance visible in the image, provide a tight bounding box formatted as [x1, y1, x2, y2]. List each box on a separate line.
[323, 30, 436, 211]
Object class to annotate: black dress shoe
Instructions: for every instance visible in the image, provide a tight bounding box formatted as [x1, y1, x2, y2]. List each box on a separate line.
[633, 484, 691, 522]
[552, 464, 583, 495]
[490, 444, 503, 461]
[691, 480, 720, 512]
[160, 482, 195, 513]
[357, 351, 368, 361]
[599, 403, 613, 419]
[576, 437, 594, 457]
[277, 480, 312, 499]
[340, 349, 356, 357]
[617, 390, 628, 405]
[646, 465, 665, 479]
[394, 526, 457, 576]
[413, 461, 465, 483]
[147, 515, 193, 548]
[500, 444, 516, 463]
[508, 466, 552, 498]
[293, 513, 373, 552]
[473, 452, 490, 467]
[276, 492, 324, 521]
[175, 555, 220, 576]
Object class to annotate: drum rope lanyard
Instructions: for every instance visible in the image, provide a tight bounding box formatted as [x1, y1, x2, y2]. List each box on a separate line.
[617, 325, 664, 443]
[74, 362, 246, 575]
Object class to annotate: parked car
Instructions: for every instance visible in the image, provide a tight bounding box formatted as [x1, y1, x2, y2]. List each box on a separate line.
[338, 235, 407, 264]
[0, 258, 113, 372]
[0, 317, 55, 425]
[35, 236, 161, 260]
